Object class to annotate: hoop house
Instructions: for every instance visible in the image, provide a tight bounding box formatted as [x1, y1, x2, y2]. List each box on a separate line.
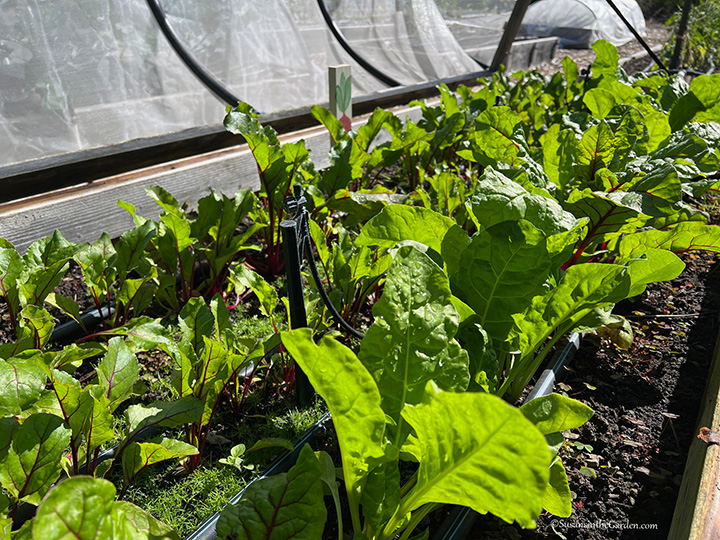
[520, 0, 646, 48]
[0, 0, 512, 171]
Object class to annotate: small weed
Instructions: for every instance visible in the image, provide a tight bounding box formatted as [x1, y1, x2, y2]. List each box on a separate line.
[118, 397, 328, 536]
[123, 465, 247, 536]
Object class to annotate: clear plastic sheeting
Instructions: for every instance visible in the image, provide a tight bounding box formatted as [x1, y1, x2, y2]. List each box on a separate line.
[436, 0, 517, 65]
[316, 0, 480, 84]
[520, 0, 646, 49]
[1, 0, 220, 167]
[158, 0, 384, 112]
[0, 0, 489, 170]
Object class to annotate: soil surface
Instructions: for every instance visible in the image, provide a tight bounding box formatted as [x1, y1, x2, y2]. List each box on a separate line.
[471, 249, 720, 540]
[533, 21, 671, 77]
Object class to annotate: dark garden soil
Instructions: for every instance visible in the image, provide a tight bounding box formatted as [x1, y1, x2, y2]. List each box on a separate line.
[0, 261, 95, 345]
[473, 249, 720, 540]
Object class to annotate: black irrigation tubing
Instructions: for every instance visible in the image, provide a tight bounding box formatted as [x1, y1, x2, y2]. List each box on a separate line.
[302, 220, 366, 341]
[315, 0, 402, 88]
[603, 0, 670, 75]
[50, 304, 115, 343]
[184, 412, 332, 540]
[145, 0, 240, 107]
[432, 332, 583, 540]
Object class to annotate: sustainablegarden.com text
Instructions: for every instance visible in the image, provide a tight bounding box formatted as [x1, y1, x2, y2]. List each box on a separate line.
[551, 519, 658, 530]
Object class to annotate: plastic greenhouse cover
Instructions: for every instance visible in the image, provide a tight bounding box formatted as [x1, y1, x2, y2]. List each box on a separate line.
[325, 0, 479, 83]
[436, 0, 517, 65]
[520, 0, 646, 49]
[0, 0, 494, 171]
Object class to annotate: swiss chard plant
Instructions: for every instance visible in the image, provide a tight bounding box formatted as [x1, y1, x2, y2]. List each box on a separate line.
[218, 245, 594, 539]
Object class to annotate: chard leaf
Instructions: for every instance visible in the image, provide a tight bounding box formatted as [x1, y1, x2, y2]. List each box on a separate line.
[621, 162, 682, 213]
[122, 438, 198, 488]
[45, 292, 86, 332]
[0, 245, 23, 322]
[216, 444, 326, 540]
[32, 477, 115, 540]
[583, 88, 617, 119]
[400, 383, 550, 528]
[84, 386, 116, 455]
[19, 259, 70, 308]
[452, 220, 551, 343]
[0, 413, 71, 505]
[178, 298, 214, 357]
[669, 74, 720, 130]
[23, 230, 77, 268]
[117, 271, 158, 319]
[468, 168, 581, 235]
[115, 221, 156, 282]
[512, 263, 631, 362]
[623, 248, 685, 297]
[542, 123, 578, 191]
[543, 459, 572, 517]
[194, 190, 243, 243]
[194, 338, 229, 425]
[116, 317, 175, 352]
[228, 264, 279, 318]
[125, 396, 204, 438]
[317, 451, 343, 540]
[194, 338, 229, 397]
[328, 189, 408, 227]
[32, 477, 180, 540]
[157, 212, 193, 269]
[520, 394, 593, 435]
[591, 40, 619, 79]
[321, 138, 353, 196]
[311, 104, 346, 145]
[245, 438, 294, 454]
[470, 106, 524, 166]
[358, 246, 469, 435]
[0, 357, 47, 415]
[356, 205, 470, 276]
[209, 294, 231, 345]
[355, 108, 393, 152]
[0, 417, 19, 462]
[360, 460, 401, 532]
[576, 122, 615, 186]
[111, 501, 180, 539]
[74, 233, 117, 301]
[97, 337, 139, 412]
[48, 378, 88, 449]
[16, 306, 54, 352]
[457, 322, 499, 392]
[619, 221, 720, 257]
[281, 329, 386, 502]
[146, 185, 183, 217]
[563, 189, 650, 246]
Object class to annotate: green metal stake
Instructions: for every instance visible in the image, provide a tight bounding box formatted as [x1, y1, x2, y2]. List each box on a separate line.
[280, 190, 314, 408]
